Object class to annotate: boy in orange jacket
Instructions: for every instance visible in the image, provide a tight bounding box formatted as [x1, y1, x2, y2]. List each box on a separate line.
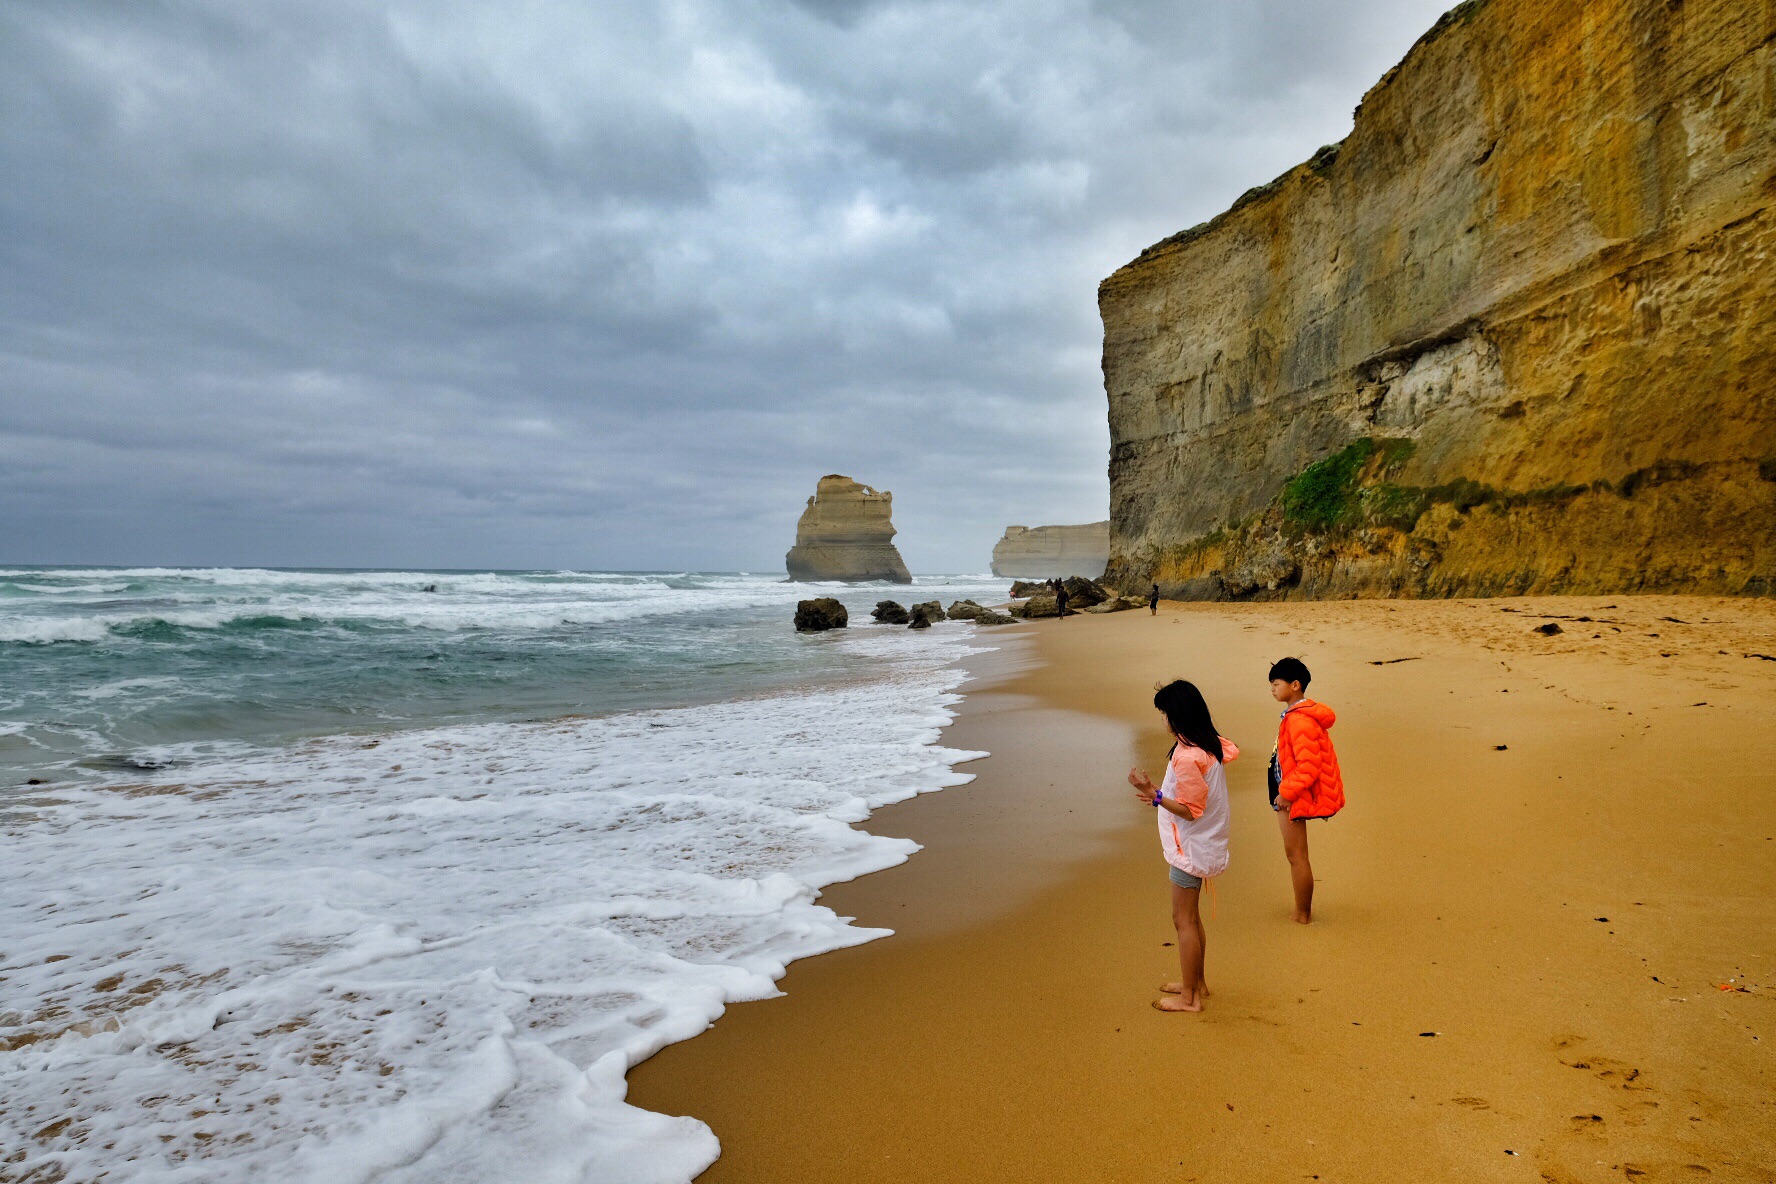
[1267, 657, 1345, 924]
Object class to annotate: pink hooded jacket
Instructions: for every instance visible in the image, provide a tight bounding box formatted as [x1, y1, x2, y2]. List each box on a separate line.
[1158, 737, 1239, 880]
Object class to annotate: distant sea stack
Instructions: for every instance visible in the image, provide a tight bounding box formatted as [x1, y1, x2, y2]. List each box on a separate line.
[991, 523, 1110, 578]
[1101, 0, 1776, 600]
[785, 475, 912, 583]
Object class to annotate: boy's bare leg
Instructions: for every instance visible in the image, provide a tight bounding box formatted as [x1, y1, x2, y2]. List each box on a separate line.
[1155, 885, 1204, 1011]
[1278, 812, 1314, 923]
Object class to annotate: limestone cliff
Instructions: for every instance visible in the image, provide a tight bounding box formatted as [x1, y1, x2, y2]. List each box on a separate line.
[991, 522, 1110, 578]
[785, 475, 912, 583]
[1101, 0, 1776, 600]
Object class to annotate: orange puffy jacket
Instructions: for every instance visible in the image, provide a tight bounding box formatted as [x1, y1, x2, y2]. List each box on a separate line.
[1275, 700, 1344, 820]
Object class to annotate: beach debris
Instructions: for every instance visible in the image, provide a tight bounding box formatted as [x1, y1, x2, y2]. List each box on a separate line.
[870, 600, 910, 624]
[1745, 652, 1776, 662]
[793, 598, 848, 632]
[1535, 622, 1564, 635]
[1596, 917, 1609, 922]
[1226, 1103, 1234, 1111]
[1369, 657, 1421, 665]
[1419, 1031, 1439, 1037]
[1493, 744, 1508, 750]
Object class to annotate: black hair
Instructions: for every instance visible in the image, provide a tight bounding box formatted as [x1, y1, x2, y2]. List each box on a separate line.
[1268, 656, 1311, 690]
[1153, 680, 1224, 763]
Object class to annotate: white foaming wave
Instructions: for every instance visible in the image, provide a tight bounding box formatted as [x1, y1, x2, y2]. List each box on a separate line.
[0, 617, 114, 644]
[0, 567, 751, 592]
[4, 581, 131, 595]
[0, 608, 318, 644]
[0, 575, 1012, 642]
[0, 633, 989, 1183]
[70, 676, 187, 701]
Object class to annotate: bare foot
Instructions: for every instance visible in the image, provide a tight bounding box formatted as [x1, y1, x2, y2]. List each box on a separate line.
[1292, 911, 1312, 925]
[1160, 982, 1210, 997]
[1153, 993, 1203, 1013]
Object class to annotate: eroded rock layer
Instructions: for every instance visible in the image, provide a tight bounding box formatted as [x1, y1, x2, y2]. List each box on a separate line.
[1101, 0, 1776, 599]
[785, 475, 912, 583]
[991, 522, 1110, 578]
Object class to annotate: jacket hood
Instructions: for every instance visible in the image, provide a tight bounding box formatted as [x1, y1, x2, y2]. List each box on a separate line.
[1292, 700, 1336, 729]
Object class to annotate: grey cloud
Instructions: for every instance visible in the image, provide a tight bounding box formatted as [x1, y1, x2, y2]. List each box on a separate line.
[2, 0, 1457, 571]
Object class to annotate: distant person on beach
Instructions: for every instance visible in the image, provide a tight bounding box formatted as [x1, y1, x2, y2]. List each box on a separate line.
[1055, 581, 1069, 620]
[1148, 584, 1159, 615]
[1128, 680, 1238, 1012]
[1267, 658, 1345, 924]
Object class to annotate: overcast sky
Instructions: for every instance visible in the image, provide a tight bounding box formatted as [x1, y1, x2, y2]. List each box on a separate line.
[3, 0, 1455, 572]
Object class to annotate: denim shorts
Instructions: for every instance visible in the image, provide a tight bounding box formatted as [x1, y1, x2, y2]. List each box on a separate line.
[1168, 864, 1203, 890]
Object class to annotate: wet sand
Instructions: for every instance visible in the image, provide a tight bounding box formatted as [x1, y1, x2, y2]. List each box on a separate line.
[628, 597, 1776, 1183]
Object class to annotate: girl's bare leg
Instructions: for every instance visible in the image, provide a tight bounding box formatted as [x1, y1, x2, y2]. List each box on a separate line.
[1155, 885, 1204, 1011]
[1278, 812, 1314, 923]
[1164, 909, 1210, 996]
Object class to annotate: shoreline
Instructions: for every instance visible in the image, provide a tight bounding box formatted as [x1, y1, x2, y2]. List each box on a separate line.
[627, 595, 1776, 1182]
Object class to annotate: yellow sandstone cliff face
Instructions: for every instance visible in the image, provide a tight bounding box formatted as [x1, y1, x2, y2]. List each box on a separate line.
[1100, 0, 1776, 599]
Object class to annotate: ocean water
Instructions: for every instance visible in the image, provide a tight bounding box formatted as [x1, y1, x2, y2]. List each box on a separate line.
[0, 568, 1008, 1183]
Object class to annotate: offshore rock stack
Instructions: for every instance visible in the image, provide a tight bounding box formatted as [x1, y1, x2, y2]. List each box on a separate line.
[990, 522, 1110, 579]
[785, 475, 912, 583]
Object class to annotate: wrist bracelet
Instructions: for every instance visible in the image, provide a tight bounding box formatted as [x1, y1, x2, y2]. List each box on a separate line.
[1152, 791, 1164, 807]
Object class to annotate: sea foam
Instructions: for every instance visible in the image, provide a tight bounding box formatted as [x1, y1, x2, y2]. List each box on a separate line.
[0, 635, 988, 1182]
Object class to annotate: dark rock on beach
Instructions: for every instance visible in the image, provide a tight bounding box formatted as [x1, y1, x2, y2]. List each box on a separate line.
[908, 601, 945, 629]
[1062, 576, 1108, 607]
[1084, 595, 1141, 613]
[1008, 580, 1048, 599]
[871, 600, 911, 624]
[794, 598, 849, 631]
[1011, 594, 1061, 619]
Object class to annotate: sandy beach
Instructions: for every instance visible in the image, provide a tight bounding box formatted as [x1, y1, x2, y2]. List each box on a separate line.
[629, 596, 1776, 1183]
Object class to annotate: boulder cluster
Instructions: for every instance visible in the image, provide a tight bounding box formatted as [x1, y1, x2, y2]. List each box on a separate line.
[1006, 576, 1145, 618]
[869, 598, 1014, 629]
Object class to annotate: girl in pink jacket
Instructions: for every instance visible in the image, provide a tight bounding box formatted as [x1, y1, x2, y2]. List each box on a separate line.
[1128, 679, 1238, 1012]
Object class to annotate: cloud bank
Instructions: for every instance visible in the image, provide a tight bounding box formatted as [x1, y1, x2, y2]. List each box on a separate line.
[1, 0, 1456, 571]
